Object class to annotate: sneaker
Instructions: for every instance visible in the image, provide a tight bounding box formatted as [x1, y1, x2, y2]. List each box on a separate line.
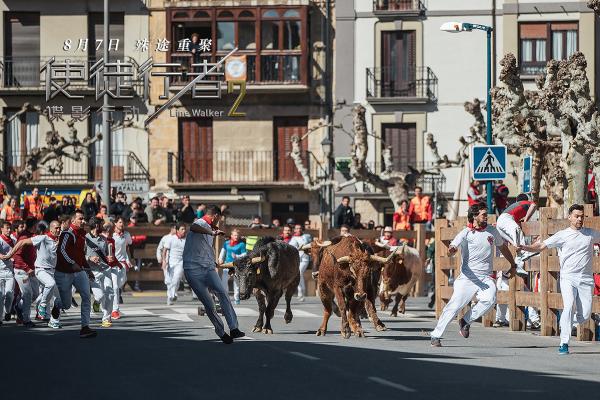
[23, 321, 35, 328]
[111, 310, 121, 320]
[459, 318, 470, 338]
[4, 313, 11, 322]
[230, 328, 245, 339]
[219, 333, 233, 344]
[71, 298, 79, 308]
[167, 298, 173, 306]
[530, 320, 541, 330]
[93, 301, 100, 313]
[493, 320, 509, 328]
[431, 337, 442, 347]
[558, 344, 569, 355]
[48, 319, 62, 329]
[80, 326, 98, 338]
[297, 296, 305, 303]
[37, 304, 49, 320]
[234, 299, 240, 305]
[101, 320, 112, 328]
[173, 295, 178, 302]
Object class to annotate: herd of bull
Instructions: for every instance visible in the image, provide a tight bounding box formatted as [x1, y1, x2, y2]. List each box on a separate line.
[218, 236, 423, 338]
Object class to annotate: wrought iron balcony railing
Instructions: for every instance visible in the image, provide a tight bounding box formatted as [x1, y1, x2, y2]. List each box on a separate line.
[366, 66, 438, 102]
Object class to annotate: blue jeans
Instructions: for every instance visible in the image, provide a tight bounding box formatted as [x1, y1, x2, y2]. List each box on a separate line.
[55, 270, 91, 327]
[184, 267, 238, 337]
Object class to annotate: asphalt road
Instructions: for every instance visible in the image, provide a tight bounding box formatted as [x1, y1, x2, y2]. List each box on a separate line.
[1, 292, 599, 400]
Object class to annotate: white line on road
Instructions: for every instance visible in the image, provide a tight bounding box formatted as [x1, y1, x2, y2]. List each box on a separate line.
[368, 376, 416, 393]
[288, 351, 320, 361]
[275, 308, 320, 318]
[158, 314, 194, 322]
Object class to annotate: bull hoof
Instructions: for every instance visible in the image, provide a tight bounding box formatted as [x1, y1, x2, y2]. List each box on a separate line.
[341, 330, 351, 339]
[380, 305, 387, 311]
[262, 328, 273, 334]
[375, 323, 387, 332]
[354, 329, 365, 338]
[316, 329, 326, 336]
[390, 311, 398, 317]
[252, 326, 263, 333]
[284, 312, 293, 324]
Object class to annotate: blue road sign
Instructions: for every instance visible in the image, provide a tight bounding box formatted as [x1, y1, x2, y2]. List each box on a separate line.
[472, 145, 506, 180]
[522, 155, 532, 193]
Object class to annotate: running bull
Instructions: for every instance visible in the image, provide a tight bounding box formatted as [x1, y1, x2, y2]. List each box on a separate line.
[220, 237, 300, 334]
[375, 242, 423, 316]
[303, 236, 395, 338]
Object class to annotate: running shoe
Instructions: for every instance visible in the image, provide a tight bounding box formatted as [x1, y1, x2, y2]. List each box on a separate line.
[459, 318, 470, 338]
[93, 301, 100, 313]
[48, 319, 62, 329]
[430, 337, 442, 347]
[219, 333, 233, 344]
[230, 328, 245, 339]
[558, 344, 569, 355]
[111, 310, 121, 320]
[37, 304, 49, 320]
[80, 326, 98, 338]
[234, 299, 240, 305]
[101, 320, 112, 328]
[71, 298, 79, 308]
[3, 313, 11, 322]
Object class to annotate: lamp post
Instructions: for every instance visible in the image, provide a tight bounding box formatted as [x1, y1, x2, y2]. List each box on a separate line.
[440, 22, 494, 212]
[102, 0, 112, 210]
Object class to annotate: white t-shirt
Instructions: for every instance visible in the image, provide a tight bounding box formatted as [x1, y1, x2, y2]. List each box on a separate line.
[113, 231, 132, 264]
[165, 235, 186, 266]
[31, 234, 58, 270]
[543, 227, 600, 285]
[157, 234, 174, 263]
[451, 225, 505, 279]
[183, 218, 215, 269]
[0, 239, 12, 274]
[289, 235, 310, 262]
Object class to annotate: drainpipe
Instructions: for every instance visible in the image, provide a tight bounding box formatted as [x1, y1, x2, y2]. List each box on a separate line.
[492, 0, 497, 84]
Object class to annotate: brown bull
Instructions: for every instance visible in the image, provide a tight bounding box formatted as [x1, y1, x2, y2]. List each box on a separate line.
[375, 242, 423, 316]
[304, 236, 394, 339]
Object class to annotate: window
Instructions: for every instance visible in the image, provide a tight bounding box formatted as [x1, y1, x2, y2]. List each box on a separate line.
[382, 123, 416, 173]
[4, 13, 40, 87]
[519, 22, 578, 76]
[4, 110, 39, 167]
[89, 13, 125, 62]
[91, 111, 125, 179]
[168, 7, 307, 84]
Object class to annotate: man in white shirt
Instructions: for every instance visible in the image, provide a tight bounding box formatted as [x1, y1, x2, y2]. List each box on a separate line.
[430, 203, 517, 347]
[163, 223, 186, 305]
[0, 221, 14, 325]
[519, 203, 599, 355]
[157, 224, 176, 287]
[183, 205, 244, 344]
[288, 224, 311, 302]
[1, 221, 61, 328]
[111, 217, 132, 320]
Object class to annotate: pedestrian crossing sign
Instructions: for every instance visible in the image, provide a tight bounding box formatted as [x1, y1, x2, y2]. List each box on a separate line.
[472, 145, 506, 180]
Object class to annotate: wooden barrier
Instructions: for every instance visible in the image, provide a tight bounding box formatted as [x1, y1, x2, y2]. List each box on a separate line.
[435, 206, 600, 342]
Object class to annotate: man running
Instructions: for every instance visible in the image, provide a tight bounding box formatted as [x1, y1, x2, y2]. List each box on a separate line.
[157, 224, 176, 288]
[2, 221, 61, 327]
[496, 193, 538, 267]
[0, 220, 15, 323]
[85, 217, 115, 328]
[12, 217, 39, 327]
[430, 203, 517, 347]
[55, 210, 96, 338]
[182, 205, 244, 344]
[111, 217, 132, 319]
[519, 204, 599, 355]
[163, 223, 186, 305]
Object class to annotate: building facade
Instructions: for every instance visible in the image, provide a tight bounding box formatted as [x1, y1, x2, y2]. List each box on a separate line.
[334, 0, 597, 223]
[0, 0, 151, 198]
[146, 0, 330, 226]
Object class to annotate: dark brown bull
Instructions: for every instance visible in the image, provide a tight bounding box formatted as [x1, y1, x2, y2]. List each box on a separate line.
[375, 242, 423, 316]
[304, 236, 395, 339]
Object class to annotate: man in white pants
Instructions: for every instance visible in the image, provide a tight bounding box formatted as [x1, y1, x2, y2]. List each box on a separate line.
[163, 223, 186, 305]
[496, 193, 538, 267]
[0, 223, 14, 325]
[430, 203, 517, 347]
[289, 224, 311, 302]
[2, 221, 61, 326]
[157, 224, 176, 288]
[85, 217, 115, 327]
[519, 203, 599, 355]
[111, 217, 132, 320]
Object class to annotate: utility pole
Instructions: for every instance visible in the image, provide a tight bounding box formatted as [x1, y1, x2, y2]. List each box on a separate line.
[102, 0, 112, 209]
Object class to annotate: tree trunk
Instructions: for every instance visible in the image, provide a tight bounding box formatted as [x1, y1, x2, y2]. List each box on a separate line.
[564, 150, 587, 211]
[530, 152, 543, 203]
[387, 182, 408, 209]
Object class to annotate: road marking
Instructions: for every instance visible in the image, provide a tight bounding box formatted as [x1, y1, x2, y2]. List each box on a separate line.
[232, 307, 259, 317]
[288, 351, 320, 361]
[173, 308, 199, 315]
[158, 314, 194, 322]
[120, 308, 154, 316]
[368, 377, 416, 393]
[275, 308, 320, 318]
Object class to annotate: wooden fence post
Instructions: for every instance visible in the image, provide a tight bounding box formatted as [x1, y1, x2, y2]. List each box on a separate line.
[414, 223, 427, 296]
[434, 218, 447, 318]
[539, 207, 558, 336]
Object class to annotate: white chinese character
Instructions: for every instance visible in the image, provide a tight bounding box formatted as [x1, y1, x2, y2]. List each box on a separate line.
[156, 38, 170, 52]
[77, 39, 88, 52]
[108, 39, 120, 52]
[177, 38, 191, 52]
[199, 38, 212, 52]
[135, 38, 150, 52]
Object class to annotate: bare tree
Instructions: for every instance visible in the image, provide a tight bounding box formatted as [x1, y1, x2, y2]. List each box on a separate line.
[0, 103, 103, 196]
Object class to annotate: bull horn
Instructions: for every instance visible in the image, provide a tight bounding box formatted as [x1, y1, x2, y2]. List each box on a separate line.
[217, 262, 234, 269]
[336, 255, 351, 263]
[317, 240, 332, 247]
[374, 241, 391, 249]
[250, 256, 264, 264]
[370, 246, 399, 263]
[301, 243, 312, 251]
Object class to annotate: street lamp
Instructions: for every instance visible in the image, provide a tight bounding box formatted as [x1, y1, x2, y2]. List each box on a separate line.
[441, 21, 494, 213]
[320, 136, 333, 160]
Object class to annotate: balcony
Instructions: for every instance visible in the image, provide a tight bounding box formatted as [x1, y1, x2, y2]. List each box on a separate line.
[167, 150, 309, 186]
[366, 66, 437, 104]
[373, 0, 426, 17]
[1, 151, 149, 185]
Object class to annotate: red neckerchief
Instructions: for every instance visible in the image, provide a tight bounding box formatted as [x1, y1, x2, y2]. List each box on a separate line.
[0, 234, 14, 247]
[293, 232, 302, 236]
[176, 232, 185, 239]
[228, 239, 239, 247]
[202, 215, 216, 229]
[282, 235, 291, 243]
[46, 232, 58, 241]
[468, 223, 487, 232]
[70, 224, 85, 238]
